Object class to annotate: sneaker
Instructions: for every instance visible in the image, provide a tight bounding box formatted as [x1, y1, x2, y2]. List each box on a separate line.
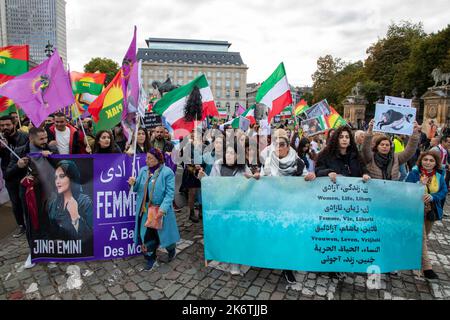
[13, 226, 26, 238]
[144, 256, 158, 271]
[24, 254, 35, 269]
[167, 249, 177, 262]
[230, 264, 241, 275]
[424, 269, 439, 280]
[282, 270, 297, 284]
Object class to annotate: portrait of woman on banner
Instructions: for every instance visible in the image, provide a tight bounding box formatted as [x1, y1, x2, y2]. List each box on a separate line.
[47, 160, 94, 255]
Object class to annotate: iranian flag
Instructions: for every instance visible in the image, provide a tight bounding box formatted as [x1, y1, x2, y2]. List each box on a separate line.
[256, 63, 292, 123]
[153, 74, 218, 137]
[0, 45, 29, 116]
[223, 105, 256, 129]
[88, 70, 124, 132]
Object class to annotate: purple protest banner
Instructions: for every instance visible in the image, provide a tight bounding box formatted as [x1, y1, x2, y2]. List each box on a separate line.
[29, 154, 146, 263]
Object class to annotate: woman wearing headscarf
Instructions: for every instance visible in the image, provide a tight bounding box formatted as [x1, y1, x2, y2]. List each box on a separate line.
[406, 151, 447, 280]
[128, 148, 180, 271]
[362, 119, 421, 180]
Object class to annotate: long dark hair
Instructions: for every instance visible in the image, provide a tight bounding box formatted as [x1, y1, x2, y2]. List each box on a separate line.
[318, 126, 357, 160]
[137, 127, 151, 153]
[184, 86, 203, 122]
[94, 130, 115, 153]
[54, 160, 82, 202]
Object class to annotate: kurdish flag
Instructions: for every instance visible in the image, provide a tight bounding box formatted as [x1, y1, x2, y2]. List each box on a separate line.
[88, 70, 124, 132]
[71, 72, 106, 96]
[153, 75, 218, 137]
[0, 49, 74, 127]
[256, 63, 292, 124]
[0, 45, 29, 77]
[0, 45, 29, 116]
[294, 99, 309, 116]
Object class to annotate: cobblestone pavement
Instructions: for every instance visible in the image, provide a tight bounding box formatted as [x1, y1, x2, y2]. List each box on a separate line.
[1, 203, 450, 301]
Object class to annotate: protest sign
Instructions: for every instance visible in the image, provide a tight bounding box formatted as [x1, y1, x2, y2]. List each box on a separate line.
[374, 103, 416, 136]
[385, 96, 413, 108]
[202, 177, 423, 273]
[305, 100, 331, 119]
[143, 112, 163, 129]
[29, 154, 146, 263]
[301, 117, 326, 136]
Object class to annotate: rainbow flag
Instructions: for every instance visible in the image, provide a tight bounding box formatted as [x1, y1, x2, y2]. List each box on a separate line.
[325, 106, 347, 129]
[294, 99, 309, 116]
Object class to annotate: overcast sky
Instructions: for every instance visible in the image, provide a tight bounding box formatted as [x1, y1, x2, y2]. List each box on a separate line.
[66, 0, 449, 86]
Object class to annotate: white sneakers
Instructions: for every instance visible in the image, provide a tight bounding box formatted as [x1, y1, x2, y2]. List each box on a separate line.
[23, 254, 36, 269]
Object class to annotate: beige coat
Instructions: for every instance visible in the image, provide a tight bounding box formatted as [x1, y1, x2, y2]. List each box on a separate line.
[362, 132, 420, 180]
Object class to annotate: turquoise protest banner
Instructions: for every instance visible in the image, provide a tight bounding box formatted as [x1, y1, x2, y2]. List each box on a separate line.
[202, 177, 424, 273]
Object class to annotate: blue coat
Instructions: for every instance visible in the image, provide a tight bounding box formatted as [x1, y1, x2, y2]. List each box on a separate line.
[133, 165, 180, 248]
[405, 166, 448, 220]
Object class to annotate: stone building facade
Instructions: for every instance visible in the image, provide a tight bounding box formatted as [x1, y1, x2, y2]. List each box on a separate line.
[138, 38, 248, 119]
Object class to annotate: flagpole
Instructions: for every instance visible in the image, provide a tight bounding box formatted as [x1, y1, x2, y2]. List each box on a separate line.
[77, 115, 91, 154]
[0, 135, 32, 173]
[15, 106, 22, 129]
[131, 115, 141, 178]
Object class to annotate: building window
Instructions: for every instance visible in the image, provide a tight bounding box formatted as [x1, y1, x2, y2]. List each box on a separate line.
[235, 91, 240, 98]
[188, 70, 193, 77]
[216, 72, 221, 78]
[178, 70, 184, 77]
[235, 72, 240, 79]
[216, 90, 221, 98]
[226, 72, 231, 78]
[216, 80, 222, 87]
[207, 71, 212, 78]
[235, 80, 240, 88]
[226, 80, 231, 88]
[226, 90, 231, 98]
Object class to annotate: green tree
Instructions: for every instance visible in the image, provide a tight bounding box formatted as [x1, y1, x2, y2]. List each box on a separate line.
[365, 21, 426, 97]
[396, 25, 450, 97]
[84, 57, 120, 85]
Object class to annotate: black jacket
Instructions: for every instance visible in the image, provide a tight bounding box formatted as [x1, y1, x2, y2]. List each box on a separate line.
[315, 151, 368, 178]
[0, 131, 29, 175]
[5, 142, 59, 183]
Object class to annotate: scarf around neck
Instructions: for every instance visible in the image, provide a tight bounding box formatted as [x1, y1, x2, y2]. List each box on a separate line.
[374, 151, 394, 180]
[264, 147, 299, 176]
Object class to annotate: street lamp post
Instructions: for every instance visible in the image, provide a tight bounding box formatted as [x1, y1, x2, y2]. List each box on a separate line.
[44, 40, 54, 57]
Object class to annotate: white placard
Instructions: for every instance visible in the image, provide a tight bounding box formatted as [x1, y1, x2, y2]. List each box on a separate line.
[385, 96, 412, 108]
[374, 103, 416, 136]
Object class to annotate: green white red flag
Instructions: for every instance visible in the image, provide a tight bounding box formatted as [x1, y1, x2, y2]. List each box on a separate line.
[256, 63, 292, 124]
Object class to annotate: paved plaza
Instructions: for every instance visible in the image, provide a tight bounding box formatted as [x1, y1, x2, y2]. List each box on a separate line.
[1, 201, 450, 301]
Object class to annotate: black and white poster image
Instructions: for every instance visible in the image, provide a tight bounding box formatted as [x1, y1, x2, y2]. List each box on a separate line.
[385, 96, 412, 108]
[374, 103, 416, 136]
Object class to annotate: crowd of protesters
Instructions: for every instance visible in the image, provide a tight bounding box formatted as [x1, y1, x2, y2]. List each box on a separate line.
[0, 109, 449, 284]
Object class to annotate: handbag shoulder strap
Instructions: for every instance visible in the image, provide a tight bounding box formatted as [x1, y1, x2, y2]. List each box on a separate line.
[148, 167, 162, 205]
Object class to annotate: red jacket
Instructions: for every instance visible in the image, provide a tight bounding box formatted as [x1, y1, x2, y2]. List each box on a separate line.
[47, 124, 86, 154]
